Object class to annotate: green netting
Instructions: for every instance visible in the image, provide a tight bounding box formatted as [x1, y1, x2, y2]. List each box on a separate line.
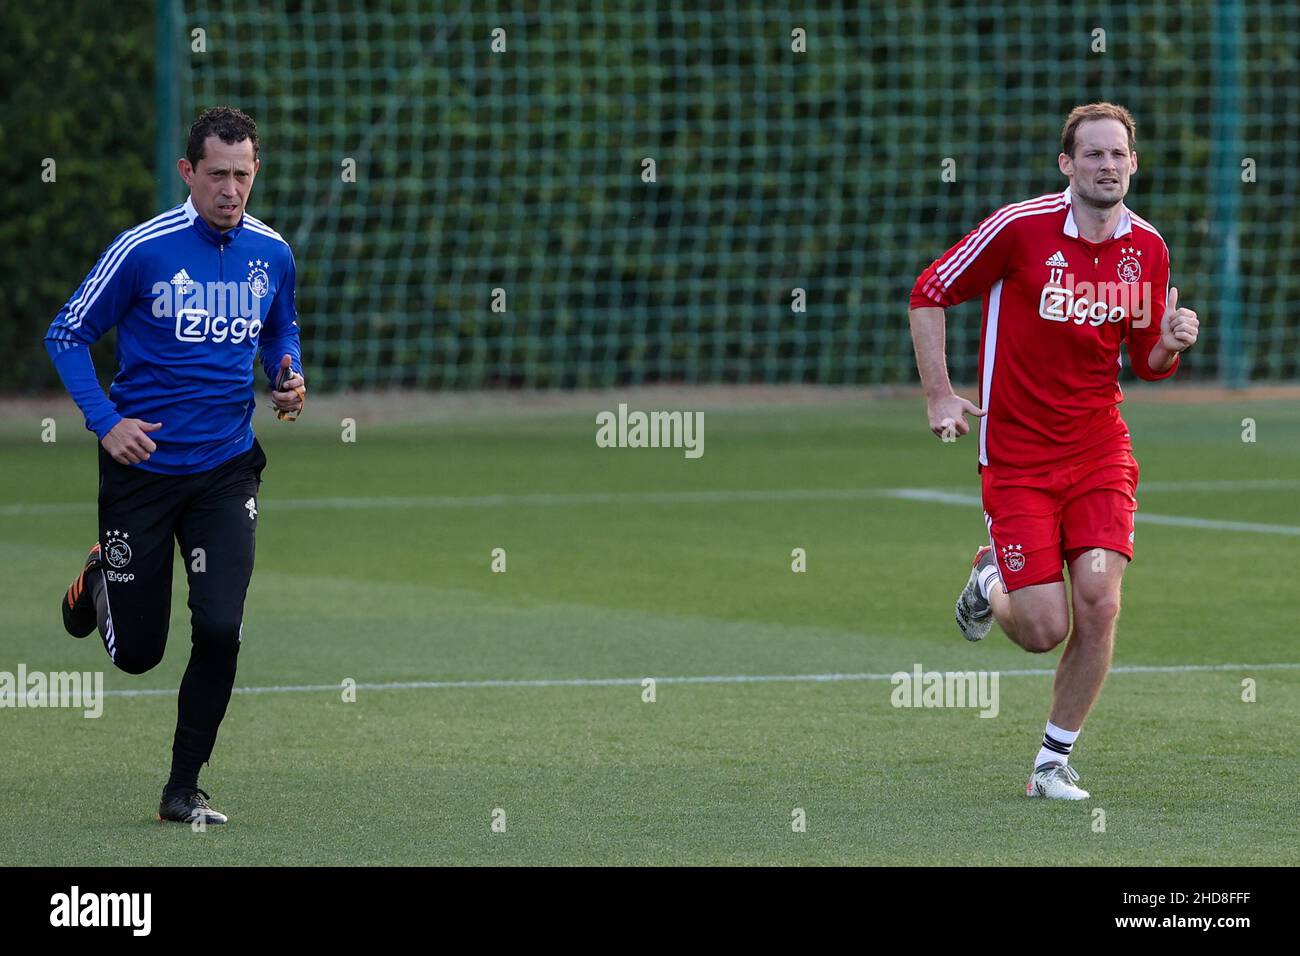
[171, 0, 1300, 390]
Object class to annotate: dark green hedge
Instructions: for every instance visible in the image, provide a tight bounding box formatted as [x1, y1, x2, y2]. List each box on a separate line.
[1, 1, 154, 392]
[8, 3, 1298, 393]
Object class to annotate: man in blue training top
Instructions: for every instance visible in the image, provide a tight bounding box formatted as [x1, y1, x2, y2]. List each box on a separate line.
[45, 106, 305, 826]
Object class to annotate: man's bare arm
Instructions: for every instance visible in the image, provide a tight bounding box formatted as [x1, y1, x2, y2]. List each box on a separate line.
[908, 306, 985, 439]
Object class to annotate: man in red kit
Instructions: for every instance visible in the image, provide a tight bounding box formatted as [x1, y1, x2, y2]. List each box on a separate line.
[907, 103, 1200, 800]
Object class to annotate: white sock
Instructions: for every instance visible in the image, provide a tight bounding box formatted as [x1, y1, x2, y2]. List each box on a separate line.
[977, 563, 1001, 601]
[1034, 721, 1079, 769]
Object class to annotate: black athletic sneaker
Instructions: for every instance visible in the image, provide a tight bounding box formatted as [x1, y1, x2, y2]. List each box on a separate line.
[61, 543, 102, 638]
[157, 787, 229, 825]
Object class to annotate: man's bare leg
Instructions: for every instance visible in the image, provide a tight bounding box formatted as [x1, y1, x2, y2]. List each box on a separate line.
[973, 549, 1125, 797]
[1050, 548, 1127, 731]
[988, 579, 1070, 653]
[1021, 549, 1127, 799]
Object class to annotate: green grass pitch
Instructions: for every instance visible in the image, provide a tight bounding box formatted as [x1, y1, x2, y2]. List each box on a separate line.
[1, 393, 1297, 865]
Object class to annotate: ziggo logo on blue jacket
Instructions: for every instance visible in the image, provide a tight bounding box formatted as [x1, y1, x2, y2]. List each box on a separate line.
[150, 279, 265, 344]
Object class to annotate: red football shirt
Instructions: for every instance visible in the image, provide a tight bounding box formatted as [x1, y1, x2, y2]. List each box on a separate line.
[911, 187, 1179, 474]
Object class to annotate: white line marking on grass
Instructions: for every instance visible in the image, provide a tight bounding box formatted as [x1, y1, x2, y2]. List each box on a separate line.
[6, 471, 1297, 513]
[1134, 514, 1300, 535]
[888, 488, 1300, 536]
[5, 489, 857, 520]
[886, 489, 983, 507]
[1, 489, 898, 518]
[0, 502, 95, 517]
[6, 486, 1296, 534]
[100, 661, 1300, 698]
[1, 490, 874, 517]
[1136, 478, 1300, 492]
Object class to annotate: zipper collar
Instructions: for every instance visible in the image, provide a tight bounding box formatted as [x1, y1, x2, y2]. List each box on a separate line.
[183, 196, 244, 246]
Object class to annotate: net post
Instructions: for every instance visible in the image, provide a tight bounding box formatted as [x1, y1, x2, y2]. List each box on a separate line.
[154, 0, 181, 212]
[1211, 0, 1244, 387]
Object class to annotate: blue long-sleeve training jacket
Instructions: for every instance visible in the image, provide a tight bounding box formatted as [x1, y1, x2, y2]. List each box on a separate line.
[45, 196, 302, 475]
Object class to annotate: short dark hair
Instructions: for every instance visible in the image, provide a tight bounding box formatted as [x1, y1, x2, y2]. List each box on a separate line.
[186, 106, 259, 167]
[1061, 102, 1136, 158]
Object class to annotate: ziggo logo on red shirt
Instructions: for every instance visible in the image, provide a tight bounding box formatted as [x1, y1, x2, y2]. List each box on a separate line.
[1038, 276, 1154, 329]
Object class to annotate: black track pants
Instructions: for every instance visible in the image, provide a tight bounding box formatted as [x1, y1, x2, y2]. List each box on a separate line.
[93, 439, 267, 776]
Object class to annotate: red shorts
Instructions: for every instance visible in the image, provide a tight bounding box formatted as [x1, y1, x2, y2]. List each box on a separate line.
[981, 449, 1139, 592]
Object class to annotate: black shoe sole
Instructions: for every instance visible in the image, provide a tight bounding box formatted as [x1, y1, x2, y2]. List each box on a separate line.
[155, 812, 229, 825]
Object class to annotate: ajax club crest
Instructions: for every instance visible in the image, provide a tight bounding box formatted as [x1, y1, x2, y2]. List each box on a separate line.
[104, 530, 133, 569]
[247, 259, 270, 298]
[1117, 247, 1142, 284]
[1000, 543, 1025, 572]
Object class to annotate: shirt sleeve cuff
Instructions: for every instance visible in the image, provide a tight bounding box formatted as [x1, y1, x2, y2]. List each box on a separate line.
[89, 411, 122, 440]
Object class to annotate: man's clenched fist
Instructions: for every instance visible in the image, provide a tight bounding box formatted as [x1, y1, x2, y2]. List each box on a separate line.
[926, 391, 986, 441]
[102, 418, 163, 465]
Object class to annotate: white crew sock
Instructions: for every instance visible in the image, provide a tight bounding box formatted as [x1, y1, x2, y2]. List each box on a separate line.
[1034, 721, 1080, 770]
[977, 563, 1001, 601]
